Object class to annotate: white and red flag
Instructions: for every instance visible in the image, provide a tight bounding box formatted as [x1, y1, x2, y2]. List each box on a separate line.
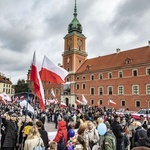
[51, 88, 56, 97]
[11, 96, 19, 104]
[40, 56, 68, 84]
[60, 101, 67, 108]
[30, 51, 45, 110]
[0, 92, 11, 101]
[109, 99, 116, 106]
[82, 94, 87, 105]
[76, 99, 82, 105]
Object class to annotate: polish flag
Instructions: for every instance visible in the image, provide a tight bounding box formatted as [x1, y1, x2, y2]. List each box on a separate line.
[60, 102, 67, 108]
[40, 56, 68, 84]
[11, 96, 19, 104]
[76, 99, 82, 105]
[54, 99, 58, 104]
[109, 99, 116, 106]
[51, 88, 56, 97]
[30, 51, 45, 110]
[0, 94, 7, 104]
[0, 92, 11, 101]
[82, 94, 87, 105]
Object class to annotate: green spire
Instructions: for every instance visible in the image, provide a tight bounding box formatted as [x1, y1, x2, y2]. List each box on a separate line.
[68, 0, 82, 33]
[74, 0, 77, 18]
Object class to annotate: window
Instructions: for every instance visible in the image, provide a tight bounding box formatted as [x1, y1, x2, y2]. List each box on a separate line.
[108, 86, 113, 95]
[66, 78, 70, 82]
[67, 67, 70, 72]
[118, 71, 123, 78]
[79, 60, 82, 63]
[76, 84, 79, 89]
[99, 87, 103, 95]
[133, 69, 138, 76]
[90, 87, 95, 95]
[99, 73, 103, 80]
[76, 76, 79, 80]
[135, 100, 141, 107]
[146, 84, 150, 95]
[55, 88, 59, 94]
[132, 85, 139, 95]
[121, 100, 126, 106]
[147, 68, 150, 75]
[118, 86, 124, 95]
[148, 101, 150, 107]
[99, 99, 103, 105]
[82, 83, 86, 89]
[108, 72, 112, 79]
[82, 76, 86, 79]
[91, 75, 94, 80]
[3, 84, 5, 87]
[91, 99, 94, 105]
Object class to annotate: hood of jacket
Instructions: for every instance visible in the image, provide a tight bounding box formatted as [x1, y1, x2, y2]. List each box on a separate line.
[58, 120, 67, 130]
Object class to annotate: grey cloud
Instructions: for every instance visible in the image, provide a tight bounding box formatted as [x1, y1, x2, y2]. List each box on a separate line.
[111, 0, 150, 35]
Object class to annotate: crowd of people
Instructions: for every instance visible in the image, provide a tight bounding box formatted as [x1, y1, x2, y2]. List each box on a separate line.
[0, 103, 150, 150]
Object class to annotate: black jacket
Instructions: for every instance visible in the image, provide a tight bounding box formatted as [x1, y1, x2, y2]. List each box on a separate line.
[2, 118, 18, 148]
[134, 138, 150, 148]
[112, 120, 123, 139]
[38, 129, 49, 149]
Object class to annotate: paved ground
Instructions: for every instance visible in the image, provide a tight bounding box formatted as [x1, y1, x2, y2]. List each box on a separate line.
[44, 121, 57, 132]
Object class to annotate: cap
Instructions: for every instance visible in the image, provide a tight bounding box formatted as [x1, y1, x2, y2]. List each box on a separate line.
[105, 121, 110, 128]
[11, 113, 17, 117]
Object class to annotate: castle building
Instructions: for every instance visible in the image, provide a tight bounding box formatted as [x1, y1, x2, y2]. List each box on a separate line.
[28, 0, 150, 111]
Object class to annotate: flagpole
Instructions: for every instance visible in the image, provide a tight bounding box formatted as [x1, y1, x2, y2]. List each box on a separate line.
[24, 82, 31, 124]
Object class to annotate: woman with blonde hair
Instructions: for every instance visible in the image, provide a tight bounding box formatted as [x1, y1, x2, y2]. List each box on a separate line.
[24, 125, 45, 150]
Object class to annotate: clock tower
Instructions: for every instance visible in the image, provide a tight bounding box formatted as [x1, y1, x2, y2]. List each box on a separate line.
[62, 0, 88, 74]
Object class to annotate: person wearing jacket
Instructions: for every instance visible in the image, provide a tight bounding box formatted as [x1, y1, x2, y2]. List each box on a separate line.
[2, 113, 18, 150]
[112, 115, 124, 150]
[84, 121, 100, 150]
[134, 129, 150, 148]
[24, 125, 44, 150]
[53, 120, 68, 149]
[36, 120, 49, 149]
[103, 121, 116, 150]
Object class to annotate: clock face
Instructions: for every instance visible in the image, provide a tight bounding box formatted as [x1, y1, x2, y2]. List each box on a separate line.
[78, 39, 82, 46]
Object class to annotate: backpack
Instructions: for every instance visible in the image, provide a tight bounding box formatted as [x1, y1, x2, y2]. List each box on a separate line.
[57, 132, 66, 150]
[33, 137, 45, 150]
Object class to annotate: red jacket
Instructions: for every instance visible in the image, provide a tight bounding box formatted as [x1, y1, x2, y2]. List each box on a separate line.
[53, 120, 68, 144]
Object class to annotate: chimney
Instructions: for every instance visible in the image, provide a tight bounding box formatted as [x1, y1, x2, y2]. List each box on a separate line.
[148, 41, 150, 47]
[116, 48, 121, 53]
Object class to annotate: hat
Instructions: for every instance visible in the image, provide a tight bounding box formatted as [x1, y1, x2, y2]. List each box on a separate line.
[105, 121, 110, 128]
[11, 113, 17, 117]
[139, 129, 147, 138]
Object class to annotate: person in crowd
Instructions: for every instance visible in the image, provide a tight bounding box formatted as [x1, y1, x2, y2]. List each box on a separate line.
[36, 120, 49, 149]
[49, 141, 57, 150]
[24, 125, 44, 150]
[74, 134, 87, 150]
[112, 115, 125, 150]
[18, 115, 33, 148]
[84, 121, 100, 150]
[134, 129, 150, 148]
[53, 120, 68, 150]
[134, 122, 146, 143]
[102, 121, 116, 150]
[2, 113, 18, 150]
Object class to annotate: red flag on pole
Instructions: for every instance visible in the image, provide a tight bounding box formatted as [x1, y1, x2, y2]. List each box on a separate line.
[40, 56, 68, 84]
[30, 51, 45, 110]
[109, 99, 116, 106]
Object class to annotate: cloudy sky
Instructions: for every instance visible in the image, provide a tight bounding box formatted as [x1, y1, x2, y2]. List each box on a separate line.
[0, 0, 150, 84]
